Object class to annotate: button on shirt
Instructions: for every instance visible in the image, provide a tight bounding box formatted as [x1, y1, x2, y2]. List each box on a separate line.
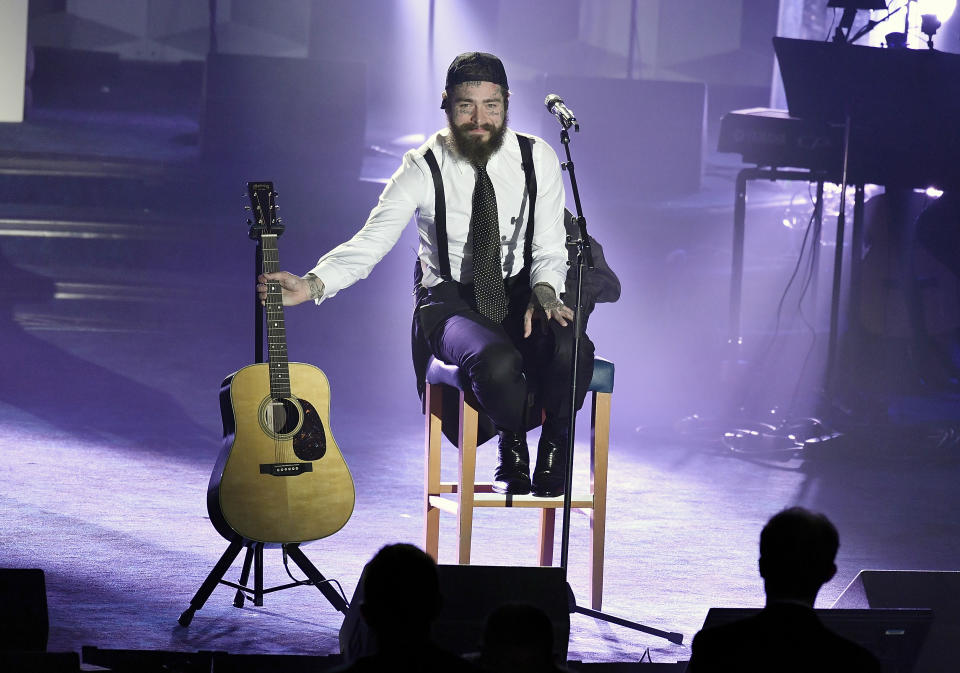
[307, 127, 568, 301]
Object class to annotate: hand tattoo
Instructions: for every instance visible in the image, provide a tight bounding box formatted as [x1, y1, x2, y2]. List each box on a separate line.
[303, 273, 325, 301]
[532, 282, 564, 312]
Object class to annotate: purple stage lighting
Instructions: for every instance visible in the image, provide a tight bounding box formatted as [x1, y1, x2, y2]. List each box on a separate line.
[916, 0, 957, 21]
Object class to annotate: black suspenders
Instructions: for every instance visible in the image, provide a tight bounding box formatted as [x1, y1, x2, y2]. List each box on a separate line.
[518, 134, 536, 271]
[421, 148, 450, 281]
[423, 134, 537, 282]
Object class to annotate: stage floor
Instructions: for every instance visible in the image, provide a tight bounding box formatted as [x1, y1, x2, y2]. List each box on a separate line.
[2, 309, 959, 666]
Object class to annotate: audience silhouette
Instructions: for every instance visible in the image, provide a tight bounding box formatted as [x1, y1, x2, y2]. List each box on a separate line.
[688, 507, 881, 673]
[478, 602, 571, 673]
[333, 543, 480, 672]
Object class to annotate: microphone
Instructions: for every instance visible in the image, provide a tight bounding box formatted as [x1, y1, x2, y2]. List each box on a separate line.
[544, 94, 578, 131]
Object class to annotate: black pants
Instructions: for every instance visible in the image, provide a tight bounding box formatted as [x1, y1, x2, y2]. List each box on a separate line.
[427, 306, 595, 434]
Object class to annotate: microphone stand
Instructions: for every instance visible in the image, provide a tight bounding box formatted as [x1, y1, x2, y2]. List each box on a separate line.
[554, 118, 683, 646]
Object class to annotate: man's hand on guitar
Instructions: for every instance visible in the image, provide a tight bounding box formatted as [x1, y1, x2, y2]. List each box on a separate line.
[257, 271, 324, 306]
[523, 282, 574, 338]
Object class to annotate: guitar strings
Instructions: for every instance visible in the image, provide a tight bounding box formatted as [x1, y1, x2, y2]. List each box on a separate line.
[256, 187, 288, 464]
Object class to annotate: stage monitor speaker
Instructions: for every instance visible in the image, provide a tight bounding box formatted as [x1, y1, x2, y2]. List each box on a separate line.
[0, 651, 79, 672]
[201, 53, 366, 180]
[0, 568, 48, 652]
[832, 569, 960, 673]
[339, 564, 570, 664]
[209, 651, 342, 672]
[700, 606, 931, 673]
[539, 76, 706, 199]
[82, 646, 215, 672]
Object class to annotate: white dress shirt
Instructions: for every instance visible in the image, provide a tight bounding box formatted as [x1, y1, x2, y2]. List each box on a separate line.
[307, 127, 568, 302]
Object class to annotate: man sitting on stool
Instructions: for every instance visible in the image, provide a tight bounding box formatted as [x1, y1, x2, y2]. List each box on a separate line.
[259, 52, 595, 496]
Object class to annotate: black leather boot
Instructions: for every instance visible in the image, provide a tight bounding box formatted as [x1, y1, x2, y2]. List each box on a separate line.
[492, 430, 531, 495]
[531, 425, 569, 497]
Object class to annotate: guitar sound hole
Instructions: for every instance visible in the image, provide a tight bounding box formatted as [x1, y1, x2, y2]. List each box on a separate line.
[264, 398, 301, 436]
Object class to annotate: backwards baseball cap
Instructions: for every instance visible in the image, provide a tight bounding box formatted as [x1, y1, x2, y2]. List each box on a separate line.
[441, 52, 509, 109]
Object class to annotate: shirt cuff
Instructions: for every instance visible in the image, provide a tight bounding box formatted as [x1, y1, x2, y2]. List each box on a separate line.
[304, 265, 337, 304]
[530, 270, 566, 297]
[301, 273, 326, 305]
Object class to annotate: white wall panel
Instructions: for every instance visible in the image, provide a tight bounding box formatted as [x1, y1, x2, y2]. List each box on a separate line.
[0, 0, 28, 122]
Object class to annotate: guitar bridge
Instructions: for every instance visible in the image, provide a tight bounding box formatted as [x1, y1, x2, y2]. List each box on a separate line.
[259, 462, 314, 477]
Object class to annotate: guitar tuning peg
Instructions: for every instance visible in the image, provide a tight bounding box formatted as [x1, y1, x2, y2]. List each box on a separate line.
[246, 218, 252, 224]
[244, 205, 251, 210]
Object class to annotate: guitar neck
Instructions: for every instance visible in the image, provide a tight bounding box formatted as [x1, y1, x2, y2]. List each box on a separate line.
[261, 233, 291, 399]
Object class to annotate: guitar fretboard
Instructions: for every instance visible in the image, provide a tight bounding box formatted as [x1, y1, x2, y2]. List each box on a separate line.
[260, 234, 291, 399]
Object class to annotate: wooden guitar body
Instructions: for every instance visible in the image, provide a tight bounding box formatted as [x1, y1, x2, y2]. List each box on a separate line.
[207, 360, 355, 545]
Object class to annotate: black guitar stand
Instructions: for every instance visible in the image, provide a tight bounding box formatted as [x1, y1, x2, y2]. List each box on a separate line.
[551, 115, 683, 645]
[178, 539, 348, 626]
[178, 185, 348, 627]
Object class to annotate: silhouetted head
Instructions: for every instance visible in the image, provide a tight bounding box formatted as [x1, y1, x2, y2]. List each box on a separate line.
[359, 543, 441, 641]
[480, 602, 557, 672]
[759, 507, 839, 604]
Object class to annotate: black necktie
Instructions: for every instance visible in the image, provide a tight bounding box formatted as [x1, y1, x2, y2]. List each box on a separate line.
[470, 163, 508, 322]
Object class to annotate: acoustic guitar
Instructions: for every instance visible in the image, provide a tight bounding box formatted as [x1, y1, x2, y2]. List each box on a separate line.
[207, 181, 355, 545]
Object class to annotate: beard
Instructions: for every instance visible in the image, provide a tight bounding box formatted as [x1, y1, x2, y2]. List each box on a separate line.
[448, 113, 508, 165]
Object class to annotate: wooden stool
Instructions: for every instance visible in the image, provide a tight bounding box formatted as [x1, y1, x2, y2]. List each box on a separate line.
[423, 356, 614, 610]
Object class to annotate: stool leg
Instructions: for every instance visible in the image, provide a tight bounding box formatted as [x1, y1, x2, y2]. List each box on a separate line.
[457, 392, 479, 565]
[538, 509, 555, 566]
[537, 405, 555, 567]
[424, 383, 443, 562]
[590, 390, 611, 611]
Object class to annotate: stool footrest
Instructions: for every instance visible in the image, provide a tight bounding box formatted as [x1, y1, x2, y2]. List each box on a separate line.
[439, 481, 497, 494]
[428, 493, 594, 509]
[427, 495, 460, 515]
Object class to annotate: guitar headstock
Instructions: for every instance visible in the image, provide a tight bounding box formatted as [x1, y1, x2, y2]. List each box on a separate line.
[247, 181, 283, 240]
